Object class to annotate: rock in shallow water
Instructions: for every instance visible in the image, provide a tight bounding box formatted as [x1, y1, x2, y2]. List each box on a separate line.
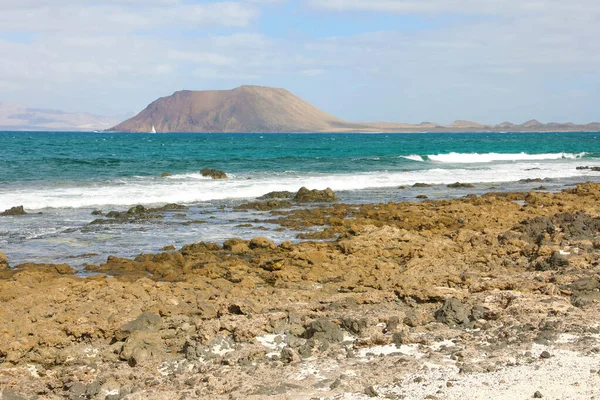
[0, 205, 27, 216]
[200, 168, 227, 179]
[293, 187, 337, 202]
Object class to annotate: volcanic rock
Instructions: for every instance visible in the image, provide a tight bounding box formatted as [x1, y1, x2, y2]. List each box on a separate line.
[0, 206, 27, 216]
[293, 187, 338, 202]
[200, 168, 227, 179]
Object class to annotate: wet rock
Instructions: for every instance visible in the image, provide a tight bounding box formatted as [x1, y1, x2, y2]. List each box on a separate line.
[116, 312, 161, 341]
[447, 182, 474, 188]
[200, 168, 227, 179]
[258, 191, 294, 200]
[413, 183, 432, 187]
[416, 195, 428, 199]
[434, 298, 472, 327]
[576, 166, 600, 171]
[304, 319, 344, 343]
[535, 251, 569, 271]
[293, 187, 338, 202]
[235, 200, 292, 211]
[0, 206, 27, 216]
[160, 172, 172, 177]
[91, 209, 104, 215]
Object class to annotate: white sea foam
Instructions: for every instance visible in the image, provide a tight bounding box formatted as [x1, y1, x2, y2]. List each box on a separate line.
[426, 152, 586, 163]
[401, 155, 425, 162]
[1, 158, 600, 210]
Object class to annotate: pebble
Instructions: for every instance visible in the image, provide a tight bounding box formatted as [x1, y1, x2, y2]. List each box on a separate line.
[539, 351, 551, 359]
[533, 390, 543, 398]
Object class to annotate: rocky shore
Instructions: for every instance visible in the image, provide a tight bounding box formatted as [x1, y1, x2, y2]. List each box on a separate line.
[2, 184, 600, 399]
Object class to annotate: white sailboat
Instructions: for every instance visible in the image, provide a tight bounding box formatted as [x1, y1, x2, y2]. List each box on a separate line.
[151, 125, 157, 134]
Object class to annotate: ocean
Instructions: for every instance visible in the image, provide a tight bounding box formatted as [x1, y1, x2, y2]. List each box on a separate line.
[2, 131, 600, 268]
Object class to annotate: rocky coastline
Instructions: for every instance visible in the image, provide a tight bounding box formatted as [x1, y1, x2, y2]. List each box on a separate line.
[2, 184, 600, 399]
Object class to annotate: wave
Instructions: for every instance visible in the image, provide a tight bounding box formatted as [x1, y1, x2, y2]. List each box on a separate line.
[3, 160, 600, 210]
[401, 155, 425, 162]
[413, 152, 586, 163]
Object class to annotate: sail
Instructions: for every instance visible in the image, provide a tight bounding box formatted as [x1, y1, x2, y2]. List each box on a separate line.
[151, 125, 156, 134]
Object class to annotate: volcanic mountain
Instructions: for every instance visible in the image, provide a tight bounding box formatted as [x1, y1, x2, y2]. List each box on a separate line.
[109, 85, 600, 133]
[109, 85, 357, 133]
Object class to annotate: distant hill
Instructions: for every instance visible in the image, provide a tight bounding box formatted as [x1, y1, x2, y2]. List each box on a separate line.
[0, 101, 118, 131]
[110, 85, 358, 133]
[109, 85, 600, 133]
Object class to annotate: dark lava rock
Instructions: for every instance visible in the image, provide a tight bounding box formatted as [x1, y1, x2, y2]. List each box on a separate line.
[0, 206, 27, 216]
[235, 200, 292, 211]
[447, 182, 474, 188]
[416, 195, 428, 199]
[413, 183, 433, 187]
[91, 209, 104, 215]
[392, 332, 406, 347]
[258, 191, 294, 200]
[200, 168, 227, 179]
[576, 166, 600, 171]
[65, 381, 87, 400]
[304, 319, 344, 343]
[341, 317, 368, 336]
[434, 298, 472, 327]
[515, 212, 600, 244]
[535, 251, 569, 271]
[116, 312, 161, 340]
[293, 187, 338, 202]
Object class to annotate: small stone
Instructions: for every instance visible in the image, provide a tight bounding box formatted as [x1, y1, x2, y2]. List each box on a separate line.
[413, 377, 424, 383]
[539, 351, 551, 359]
[533, 390, 543, 398]
[365, 385, 379, 397]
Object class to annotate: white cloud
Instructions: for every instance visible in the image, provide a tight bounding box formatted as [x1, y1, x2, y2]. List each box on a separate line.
[0, 1, 258, 32]
[307, 0, 600, 15]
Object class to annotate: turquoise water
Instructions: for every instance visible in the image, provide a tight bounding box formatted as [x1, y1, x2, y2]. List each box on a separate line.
[1, 132, 600, 183]
[1, 131, 600, 267]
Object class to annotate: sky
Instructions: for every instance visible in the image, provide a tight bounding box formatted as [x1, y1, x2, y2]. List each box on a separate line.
[0, 0, 598, 125]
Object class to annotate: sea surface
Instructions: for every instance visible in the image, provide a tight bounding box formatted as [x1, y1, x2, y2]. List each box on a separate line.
[2, 131, 600, 268]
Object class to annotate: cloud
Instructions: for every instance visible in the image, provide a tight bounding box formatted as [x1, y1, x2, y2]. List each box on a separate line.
[0, 1, 258, 33]
[307, 0, 600, 15]
[0, 0, 598, 124]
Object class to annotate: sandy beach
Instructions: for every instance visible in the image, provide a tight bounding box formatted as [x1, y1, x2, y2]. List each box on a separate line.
[2, 184, 600, 399]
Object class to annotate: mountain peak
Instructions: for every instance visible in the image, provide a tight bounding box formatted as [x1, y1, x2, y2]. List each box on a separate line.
[110, 85, 346, 133]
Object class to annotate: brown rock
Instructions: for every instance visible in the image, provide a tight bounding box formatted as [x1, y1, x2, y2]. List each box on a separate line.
[293, 187, 338, 202]
[0, 206, 27, 216]
[200, 168, 227, 179]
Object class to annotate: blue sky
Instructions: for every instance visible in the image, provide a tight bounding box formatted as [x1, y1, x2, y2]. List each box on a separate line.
[0, 0, 598, 124]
